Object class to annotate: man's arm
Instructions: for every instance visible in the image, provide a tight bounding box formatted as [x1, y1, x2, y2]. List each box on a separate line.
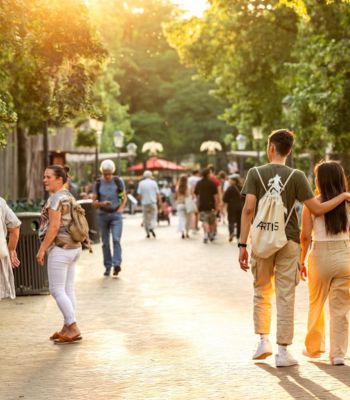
[238, 194, 257, 272]
[304, 193, 350, 216]
[214, 193, 220, 212]
[118, 191, 128, 212]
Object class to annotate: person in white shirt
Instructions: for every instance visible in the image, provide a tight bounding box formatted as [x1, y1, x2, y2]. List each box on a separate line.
[300, 161, 350, 366]
[137, 170, 160, 238]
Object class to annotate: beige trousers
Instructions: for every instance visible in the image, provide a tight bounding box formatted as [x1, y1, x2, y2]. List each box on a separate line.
[251, 240, 300, 345]
[305, 240, 350, 359]
[142, 204, 157, 232]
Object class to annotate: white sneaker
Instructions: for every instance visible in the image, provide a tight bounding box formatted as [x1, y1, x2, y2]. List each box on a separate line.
[331, 357, 345, 366]
[252, 338, 273, 360]
[275, 350, 299, 367]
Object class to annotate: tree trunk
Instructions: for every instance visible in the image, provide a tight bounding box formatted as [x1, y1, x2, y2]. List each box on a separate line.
[16, 125, 27, 200]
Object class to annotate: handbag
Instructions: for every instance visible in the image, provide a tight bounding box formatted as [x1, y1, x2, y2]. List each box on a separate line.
[184, 196, 197, 213]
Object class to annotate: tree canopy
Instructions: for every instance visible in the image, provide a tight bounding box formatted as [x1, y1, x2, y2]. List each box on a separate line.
[166, 0, 350, 162]
[89, 0, 229, 158]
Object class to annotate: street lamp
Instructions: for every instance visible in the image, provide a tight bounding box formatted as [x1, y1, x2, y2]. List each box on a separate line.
[142, 141, 163, 156]
[236, 134, 247, 175]
[127, 142, 138, 174]
[252, 126, 263, 165]
[282, 95, 295, 167]
[199, 140, 223, 155]
[200, 141, 222, 168]
[282, 95, 294, 116]
[113, 130, 125, 174]
[82, 118, 104, 178]
[127, 142, 137, 158]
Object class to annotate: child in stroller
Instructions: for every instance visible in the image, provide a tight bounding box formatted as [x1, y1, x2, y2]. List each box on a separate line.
[158, 193, 172, 225]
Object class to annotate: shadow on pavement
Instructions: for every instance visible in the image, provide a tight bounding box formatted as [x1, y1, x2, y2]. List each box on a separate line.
[256, 363, 342, 400]
[311, 361, 350, 388]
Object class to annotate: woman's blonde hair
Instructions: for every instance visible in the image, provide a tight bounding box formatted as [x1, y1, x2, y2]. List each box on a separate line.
[176, 174, 188, 196]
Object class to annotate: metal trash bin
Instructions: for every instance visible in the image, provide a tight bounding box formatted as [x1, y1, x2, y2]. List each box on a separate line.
[13, 212, 49, 295]
[77, 199, 100, 243]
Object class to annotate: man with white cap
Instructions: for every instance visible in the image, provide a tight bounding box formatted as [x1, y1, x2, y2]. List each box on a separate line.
[92, 159, 127, 276]
[137, 170, 160, 238]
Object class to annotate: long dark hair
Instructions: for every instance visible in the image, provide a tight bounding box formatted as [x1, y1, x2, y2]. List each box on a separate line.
[47, 165, 70, 184]
[176, 174, 188, 196]
[315, 161, 348, 235]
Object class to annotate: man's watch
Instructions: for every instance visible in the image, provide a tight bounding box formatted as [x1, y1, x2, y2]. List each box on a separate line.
[238, 243, 247, 248]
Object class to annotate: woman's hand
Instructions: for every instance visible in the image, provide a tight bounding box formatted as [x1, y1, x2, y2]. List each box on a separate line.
[344, 192, 350, 202]
[300, 263, 307, 281]
[36, 248, 46, 266]
[9, 250, 20, 268]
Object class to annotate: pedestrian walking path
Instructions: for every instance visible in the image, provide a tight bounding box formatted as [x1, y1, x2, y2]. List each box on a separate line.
[1, 215, 349, 400]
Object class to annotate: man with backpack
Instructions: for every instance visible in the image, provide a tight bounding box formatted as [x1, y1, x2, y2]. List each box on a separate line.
[93, 160, 126, 277]
[239, 129, 350, 367]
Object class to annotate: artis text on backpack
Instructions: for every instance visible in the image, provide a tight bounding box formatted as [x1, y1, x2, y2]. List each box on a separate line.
[251, 168, 296, 259]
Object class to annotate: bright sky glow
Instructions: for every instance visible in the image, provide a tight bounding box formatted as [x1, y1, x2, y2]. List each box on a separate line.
[173, 0, 208, 16]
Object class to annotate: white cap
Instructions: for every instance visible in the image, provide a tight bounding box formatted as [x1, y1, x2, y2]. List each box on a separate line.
[100, 159, 116, 173]
[229, 173, 240, 180]
[143, 170, 153, 178]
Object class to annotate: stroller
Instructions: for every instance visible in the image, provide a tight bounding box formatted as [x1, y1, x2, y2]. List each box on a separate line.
[158, 194, 172, 225]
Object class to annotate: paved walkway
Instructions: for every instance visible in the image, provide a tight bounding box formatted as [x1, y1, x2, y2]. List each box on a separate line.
[1, 215, 349, 400]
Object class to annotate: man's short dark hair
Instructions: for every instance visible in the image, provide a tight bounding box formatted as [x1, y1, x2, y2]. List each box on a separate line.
[201, 168, 210, 179]
[192, 170, 199, 175]
[207, 164, 215, 173]
[268, 129, 294, 157]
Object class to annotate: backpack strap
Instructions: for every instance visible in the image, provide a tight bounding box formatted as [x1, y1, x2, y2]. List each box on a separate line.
[96, 179, 101, 201]
[113, 176, 124, 193]
[285, 201, 296, 226]
[281, 169, 297, 226]
[281, 169, 296, 192]
[254, 167, 267, 192]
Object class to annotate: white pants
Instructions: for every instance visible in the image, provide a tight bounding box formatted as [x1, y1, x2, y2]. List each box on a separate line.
[47, 246, 81, 326]
[177, 204, 191, 233]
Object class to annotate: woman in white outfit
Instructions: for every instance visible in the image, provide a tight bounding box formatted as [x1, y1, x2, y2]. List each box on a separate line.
[0, 198, 21, 300]
[300, 161, 350, 365]
[37, 165, 82, 344]
[175, 175, 193, 239]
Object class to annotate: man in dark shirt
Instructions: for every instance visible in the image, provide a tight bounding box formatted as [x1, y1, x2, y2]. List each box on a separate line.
[223, 174, 244, 242]
[194, 168, 219, 243]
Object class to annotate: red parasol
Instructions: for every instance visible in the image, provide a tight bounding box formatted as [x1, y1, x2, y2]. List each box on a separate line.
[128, 157, 185, 171]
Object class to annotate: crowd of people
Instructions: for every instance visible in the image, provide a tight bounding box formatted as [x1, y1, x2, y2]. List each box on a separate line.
[0, 129, 350, 367]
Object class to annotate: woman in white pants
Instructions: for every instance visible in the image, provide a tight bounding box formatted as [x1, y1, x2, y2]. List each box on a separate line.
[37, 165, 82, 344]
[301, 161, 350, 365]
[175, 175, 193, 239]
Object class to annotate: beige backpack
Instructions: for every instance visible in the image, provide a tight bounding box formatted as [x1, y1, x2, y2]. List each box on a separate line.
[251, 167, 296, 259]
[59, 198, 90, 244]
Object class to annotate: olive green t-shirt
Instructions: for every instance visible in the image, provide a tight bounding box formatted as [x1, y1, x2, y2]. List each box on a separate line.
[241, 164, 314, 243]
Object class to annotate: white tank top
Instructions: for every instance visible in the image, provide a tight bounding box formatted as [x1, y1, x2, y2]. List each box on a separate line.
[312, 205, 350, 241]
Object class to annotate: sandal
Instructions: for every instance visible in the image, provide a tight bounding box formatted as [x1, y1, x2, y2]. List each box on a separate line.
[53, 333, 82, 345]
[50, 332, 61, 341]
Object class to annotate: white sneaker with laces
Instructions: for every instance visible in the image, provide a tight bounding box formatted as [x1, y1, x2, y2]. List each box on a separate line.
[252, 338, 273, 360]
[332, 357, 345, 366]
[275, 350, 299, 367]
